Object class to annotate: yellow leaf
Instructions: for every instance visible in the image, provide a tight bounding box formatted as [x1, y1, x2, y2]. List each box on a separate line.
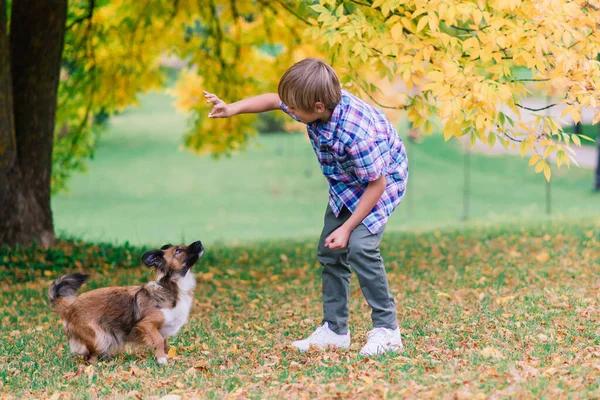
[519, 139, 529, 157]
[543, 145, 554, 159]
[543, 164, 551, 181]
[480, 346, 504, 359]
[168, 347, 177, 358]
[561, 105, 572, 118]
[562, 31, 571, 46]
[535, 252, 550, 263]
[495, 295, 515, 304]
[391, 23, 403, 41]
[416, 16, 429, 33]
[535, 160, 546, 173]
[570, 107, 581, 124]
[361, 375, 374, 385]
[529, 154, 541, 166]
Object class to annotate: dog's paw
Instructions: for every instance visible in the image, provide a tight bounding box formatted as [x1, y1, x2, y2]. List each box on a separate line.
[157, 357, 168, 365]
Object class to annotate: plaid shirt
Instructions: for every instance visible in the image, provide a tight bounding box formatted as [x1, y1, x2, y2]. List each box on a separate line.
[280, 89, 408, 234]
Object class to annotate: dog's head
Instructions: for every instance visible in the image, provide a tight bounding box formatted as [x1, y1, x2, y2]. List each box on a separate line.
[142, 241, 203, 279]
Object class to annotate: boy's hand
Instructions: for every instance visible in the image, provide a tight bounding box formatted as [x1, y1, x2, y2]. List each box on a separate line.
[204, 91, 233, 118]
[325, 226, 351, 250]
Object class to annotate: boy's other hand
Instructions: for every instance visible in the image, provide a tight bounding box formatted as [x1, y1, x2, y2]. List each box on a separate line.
[204, 90, 233, 118]
[325, 226, 351, 250]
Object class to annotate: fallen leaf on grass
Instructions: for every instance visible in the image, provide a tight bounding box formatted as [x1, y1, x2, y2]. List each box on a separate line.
[361, 375, 374, 386]
[129, 365, 144, 376]
[535, 252, 550, 263]
[85, 365, 94, 384]
[168, 347, 177, 358]
[537, 333, 551, 342]
[480, 347, 504, 359]
[159, 395, 181, 400]
[495, 295, 516, 305]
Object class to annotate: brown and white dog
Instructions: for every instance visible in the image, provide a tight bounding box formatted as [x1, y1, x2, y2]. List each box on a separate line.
[48, 241, 203, 364]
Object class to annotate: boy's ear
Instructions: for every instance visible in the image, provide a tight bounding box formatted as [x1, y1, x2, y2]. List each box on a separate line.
[314, 102, 325, 113]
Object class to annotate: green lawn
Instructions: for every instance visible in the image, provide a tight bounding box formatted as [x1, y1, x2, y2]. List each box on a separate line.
[1, 223, 599, 398]
[51, 92, 600, 247]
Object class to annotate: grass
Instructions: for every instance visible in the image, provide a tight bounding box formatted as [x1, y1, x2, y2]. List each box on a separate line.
[51, 91, 600, 247]
[1, 222, 600, 398]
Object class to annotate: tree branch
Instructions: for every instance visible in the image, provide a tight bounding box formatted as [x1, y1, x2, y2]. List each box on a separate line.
[515, 103, 557, 112]
[230, 0, 242, 63]
[354, 78, 407, 110]
[208, 0, 227, 71]
[503, 132, 523, 142]
[348, 0, 372, 6]
[257, 0, 303, 44]
[273, 0, 311, 25]
[510, 78, 551, 82]
[66, 0, 95, 31]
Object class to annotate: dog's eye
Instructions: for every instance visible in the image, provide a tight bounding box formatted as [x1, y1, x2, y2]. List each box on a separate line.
[175, 248, 182, 255]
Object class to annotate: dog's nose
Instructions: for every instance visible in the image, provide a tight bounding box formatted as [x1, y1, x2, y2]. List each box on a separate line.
[190, 241, 203, 252]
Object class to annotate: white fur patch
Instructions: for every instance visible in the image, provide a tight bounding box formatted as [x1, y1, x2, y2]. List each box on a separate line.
[147, 281, 160, 289]
[159, 272, 196, 338]
[69, 338, 88, 356]
[94, 326, 124, 356]
[157, 356, 168, 365]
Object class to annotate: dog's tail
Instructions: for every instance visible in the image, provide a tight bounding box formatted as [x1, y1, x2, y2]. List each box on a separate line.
[48, 273, 89, 318]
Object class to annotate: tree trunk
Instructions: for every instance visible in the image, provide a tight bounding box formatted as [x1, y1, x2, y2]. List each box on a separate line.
[0, 0, 67, 247]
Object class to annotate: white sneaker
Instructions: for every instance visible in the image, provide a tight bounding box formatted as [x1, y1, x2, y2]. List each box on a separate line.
[291, 322, 351, 352]
[359, 327, 404, 356]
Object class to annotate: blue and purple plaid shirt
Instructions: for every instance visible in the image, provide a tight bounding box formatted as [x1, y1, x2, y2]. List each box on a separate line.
[280, 89, 408, 234]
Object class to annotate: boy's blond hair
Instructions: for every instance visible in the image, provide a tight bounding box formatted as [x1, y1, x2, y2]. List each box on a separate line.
[278, 58, 342, 111]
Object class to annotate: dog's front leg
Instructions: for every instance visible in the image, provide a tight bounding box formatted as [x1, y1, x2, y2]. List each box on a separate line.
[135, 319, 168, 365]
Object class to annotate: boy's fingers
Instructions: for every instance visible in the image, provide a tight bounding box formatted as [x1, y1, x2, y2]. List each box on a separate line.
[325, 235, 336, 248]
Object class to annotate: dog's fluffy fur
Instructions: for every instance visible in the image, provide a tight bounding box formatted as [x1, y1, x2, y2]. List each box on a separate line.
[48, 241, 203, 364]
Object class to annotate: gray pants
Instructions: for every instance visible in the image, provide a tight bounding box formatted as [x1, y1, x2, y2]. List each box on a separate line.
[318, 204, 398, 335]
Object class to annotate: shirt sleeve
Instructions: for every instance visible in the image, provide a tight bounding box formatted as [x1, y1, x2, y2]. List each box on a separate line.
[279, 101, 303, 123]
[348, 136, 388, 184]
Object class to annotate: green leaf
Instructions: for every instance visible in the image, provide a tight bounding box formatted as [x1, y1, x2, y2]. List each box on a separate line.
[309, 4, 328, 13]
[498, 111, 506, 126]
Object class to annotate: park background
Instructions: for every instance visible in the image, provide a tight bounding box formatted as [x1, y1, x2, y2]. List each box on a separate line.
[2, 1, 600, 398]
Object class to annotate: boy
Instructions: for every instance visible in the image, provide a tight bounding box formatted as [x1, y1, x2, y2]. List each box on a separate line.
[204, 58, 408, 356]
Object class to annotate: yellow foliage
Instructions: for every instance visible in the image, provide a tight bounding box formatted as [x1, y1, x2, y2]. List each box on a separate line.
[53, 0, 600, 190]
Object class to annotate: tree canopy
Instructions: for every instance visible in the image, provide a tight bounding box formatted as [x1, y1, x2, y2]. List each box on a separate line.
[47, 0, 600, 190]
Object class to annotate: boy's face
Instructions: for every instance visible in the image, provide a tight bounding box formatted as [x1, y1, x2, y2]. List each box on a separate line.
[288, 102, 330, 123]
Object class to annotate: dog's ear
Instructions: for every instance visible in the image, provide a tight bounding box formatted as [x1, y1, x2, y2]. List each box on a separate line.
[160, 244, 173, 250]
[142, 250, 164, 269]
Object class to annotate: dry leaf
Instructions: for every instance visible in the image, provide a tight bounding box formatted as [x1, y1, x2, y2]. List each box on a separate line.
[361, 375, 374, 386]
[535, 252, 550, 263]
[85, 365, 94, 384]
[168, 347, 177, 358]
[537, 334, 550, 342]
[480, 347, 504, 359]
[159, 396, 181, 400]
[495, 295, 516, 305]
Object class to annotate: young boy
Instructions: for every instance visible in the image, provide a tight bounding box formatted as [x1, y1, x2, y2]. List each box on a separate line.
[204, 58, 408, 356]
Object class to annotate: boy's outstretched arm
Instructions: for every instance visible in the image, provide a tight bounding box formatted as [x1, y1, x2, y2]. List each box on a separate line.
[204, 91, 280, 118]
